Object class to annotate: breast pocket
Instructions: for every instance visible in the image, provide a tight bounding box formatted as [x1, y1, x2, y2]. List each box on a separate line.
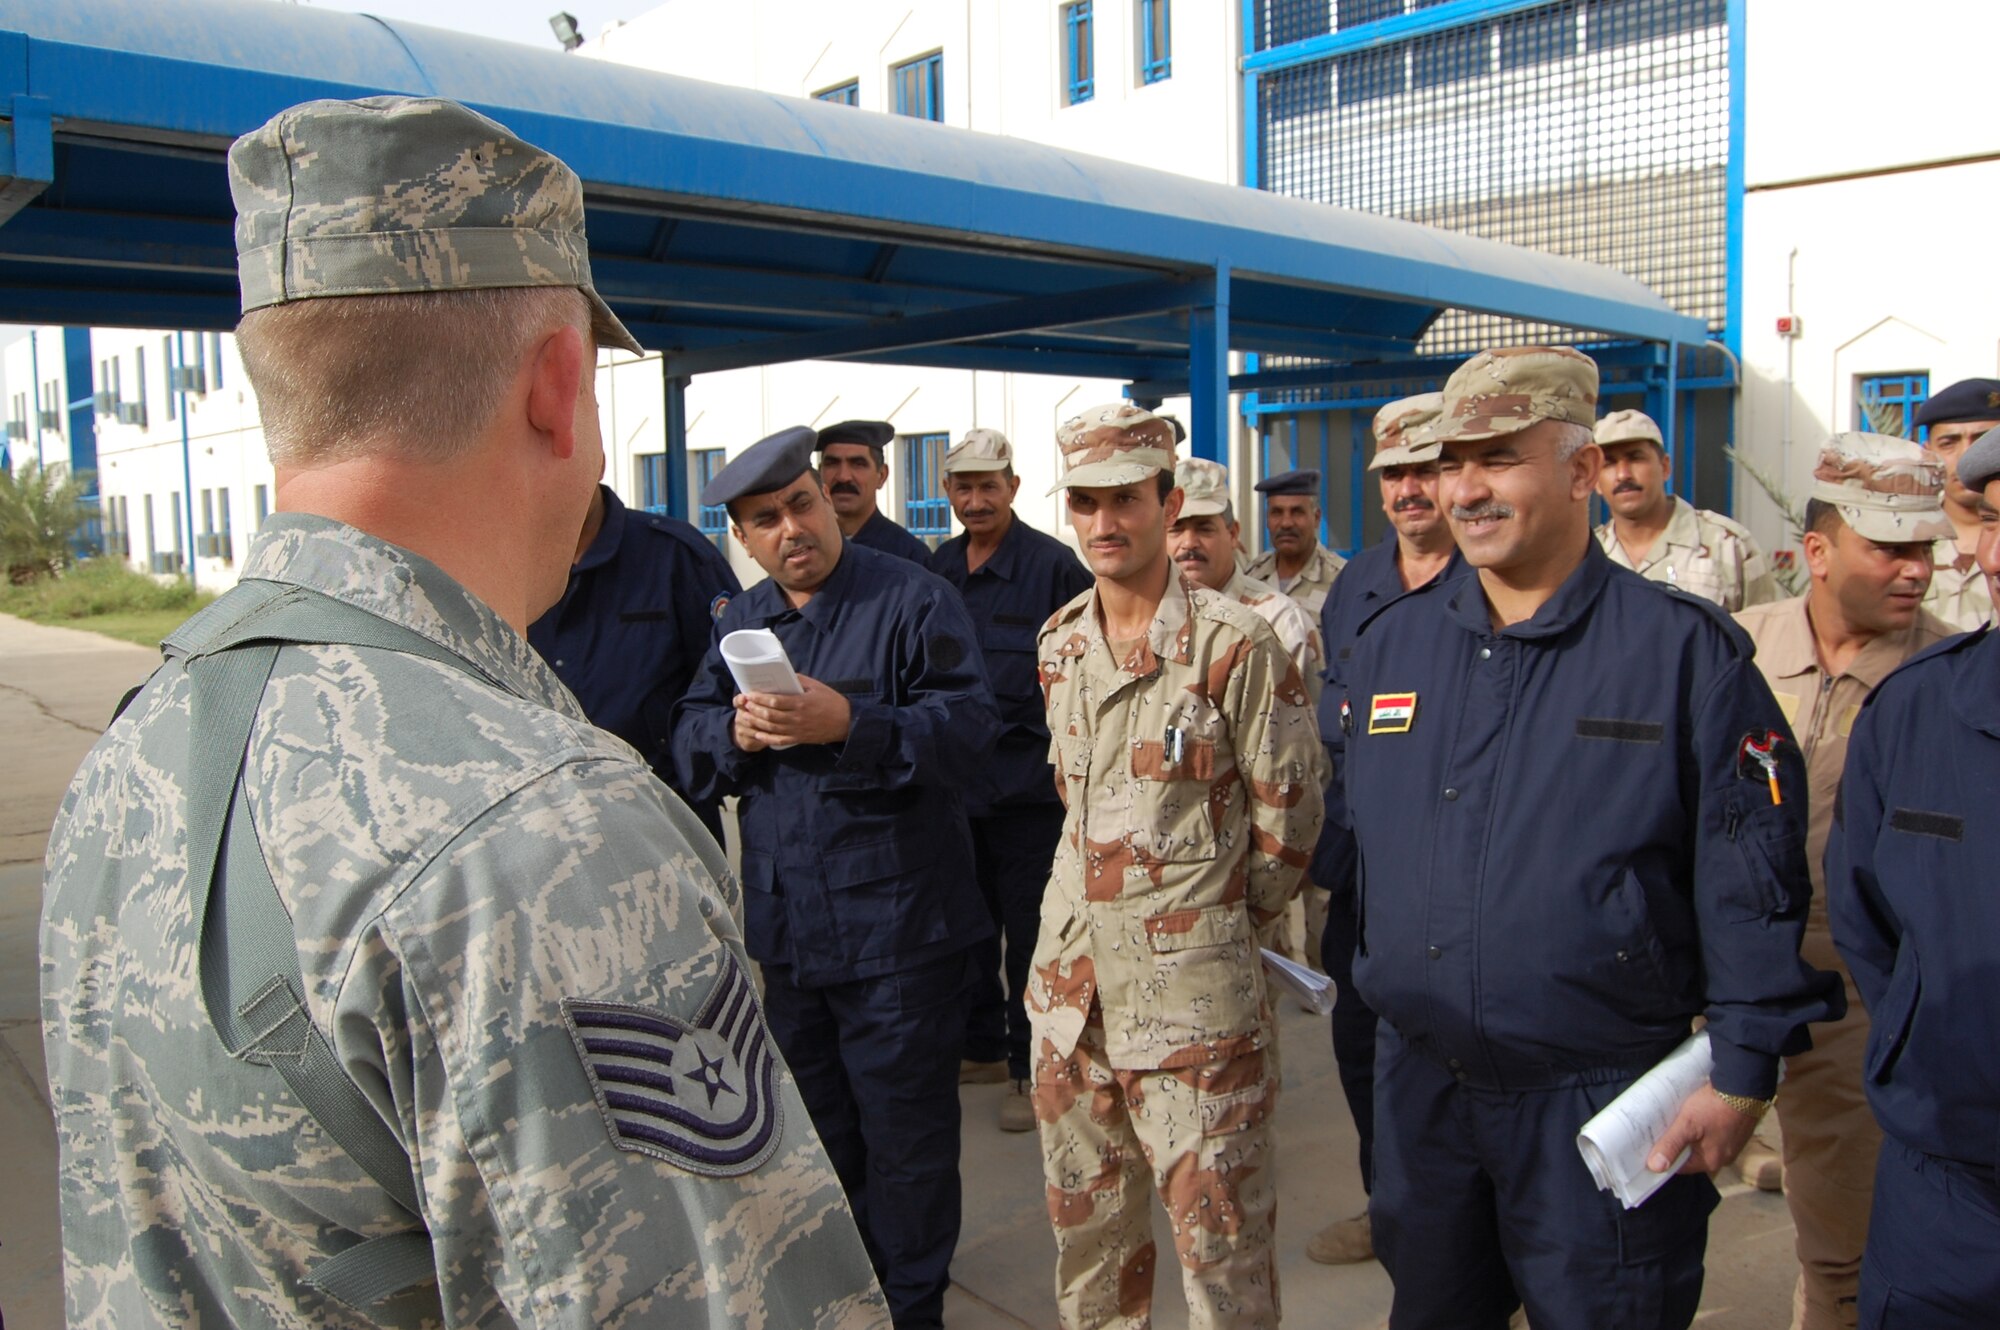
[1131, 735, 1220, 864]
[978, 622, 1043, 701]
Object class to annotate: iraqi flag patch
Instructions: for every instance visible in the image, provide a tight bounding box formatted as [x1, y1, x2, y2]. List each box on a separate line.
[1368, 692, 1418, 734]
[562, 955, 782, 1177]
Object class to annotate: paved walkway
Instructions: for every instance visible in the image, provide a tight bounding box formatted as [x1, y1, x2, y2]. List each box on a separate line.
[0, 612, 1802, 1328]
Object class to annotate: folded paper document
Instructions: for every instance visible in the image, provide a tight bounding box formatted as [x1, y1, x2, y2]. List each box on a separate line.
[1576, 1030, 1713, 1209]
[1260, 948, 1335, 1016]
[720, 628, 804, 750]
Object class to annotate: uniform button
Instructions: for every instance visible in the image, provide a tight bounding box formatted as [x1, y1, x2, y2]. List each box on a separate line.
[1616, 949, 1630, 962]
[1477, 647, 1491, 660]
[1427, 945, 1441, 960]
[1447, 1057, 1462, 1069]
[1443, 787, 1460, 801]
[554, 658, 566, 668]
[1455, 1070, 1469, 1082]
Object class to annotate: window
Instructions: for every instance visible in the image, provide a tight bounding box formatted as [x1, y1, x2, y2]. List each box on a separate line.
[200, 489, 214, 535]
[1063, 2, 1094, 105]
[893, 52, 944, 121]
[693, 448, 729, 549]
[143, 494, 156, 561]
[1140, 0, 1171, 83]
[209, 332, 224, 388]
[253, 484, 269, 529]
[636, 451, 670, 511]
[1857, 373, 1930, 442]
[900, 432, 951, 543]
[815, 80, 860, 105]
[217, 488, 231, 536]
[170, 491, 183, 556]
[135, 346, 148, 425]
[164, 336, 177, 421]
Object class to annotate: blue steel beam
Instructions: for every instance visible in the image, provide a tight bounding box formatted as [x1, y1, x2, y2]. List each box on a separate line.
[0, 92, 51, 222]
[1187, 263, 1230, 464]
[0, 1, 1709, 355]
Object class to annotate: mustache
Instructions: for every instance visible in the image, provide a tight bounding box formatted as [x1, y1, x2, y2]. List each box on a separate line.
[1451, 501, 1517, 522]
[780, 536, 819, 558]
[1612, 482, 1644, 494]
[1174, 549, 1210, 565]
[829, 482, 861, 497]
[1393, 496, 1434, 513]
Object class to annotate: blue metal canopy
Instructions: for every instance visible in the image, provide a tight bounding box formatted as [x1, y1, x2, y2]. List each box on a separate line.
[0, 0, 1705, 506]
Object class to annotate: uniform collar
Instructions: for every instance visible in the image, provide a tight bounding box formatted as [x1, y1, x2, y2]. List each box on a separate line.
[1658, 496, 1703, 552]
[1445, 537, 1611, 640]
[239, 512, 583, 718]
[967, 511, 1028, 580]
[1055, 568, 1199, 673]
[1762, 594, 1955, 689]
[573, 484, 627, 573]
[1951, 627, 2000, 738]
[790, 536, 863, 633]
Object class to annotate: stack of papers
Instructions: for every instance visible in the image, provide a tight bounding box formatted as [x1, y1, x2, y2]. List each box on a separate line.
[720, 628, 803, 696]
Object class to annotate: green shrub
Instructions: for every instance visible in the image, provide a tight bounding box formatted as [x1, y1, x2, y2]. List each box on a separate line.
[0, 556, 212, 622]
[1, 461, 94, 583]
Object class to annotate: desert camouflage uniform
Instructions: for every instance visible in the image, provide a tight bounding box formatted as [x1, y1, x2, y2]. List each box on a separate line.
[1594, 495, 1780, 611]
[1029, 573, 1325, 1329]
[1923, 535, 1997, 632]
[1244, 541, 1344, 618]
[1220, 568, 1323, 708]
[41, 515, 887, 1329]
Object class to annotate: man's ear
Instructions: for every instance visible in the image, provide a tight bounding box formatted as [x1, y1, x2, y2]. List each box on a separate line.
[525, 323, 587, 460]
[1570, 440, 1603, 501]
[1801, 528, 1834, 580]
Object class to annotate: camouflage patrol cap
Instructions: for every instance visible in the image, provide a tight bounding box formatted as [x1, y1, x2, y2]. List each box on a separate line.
[228, 96, 642, 354]
[943, 427, 1012, 474]
[1810, 432, 1953, 544]
[1174, 457, 1232, 518]
[1050, 402, 1177, 495]
[1594, 409, 1665, 450]
[1368, 392, 1443, 471]
[1429, 346, 1599, 447]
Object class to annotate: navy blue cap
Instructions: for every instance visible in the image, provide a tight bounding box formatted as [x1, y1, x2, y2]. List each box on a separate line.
[699, 426, 818, 507]
[1255, 469, 1321, 496]
[816, 420, 894, 450]
[1959, 425, 2000, 494]
[1913, 379, 2000, 428]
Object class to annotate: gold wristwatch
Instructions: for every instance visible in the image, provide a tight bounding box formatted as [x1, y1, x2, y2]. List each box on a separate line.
[1715, 1090, 1775, 1122]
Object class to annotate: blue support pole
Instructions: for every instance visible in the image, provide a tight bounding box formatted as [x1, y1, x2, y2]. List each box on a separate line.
[1723, 0, 1747, 362]
[64, 327, 96, 483]
[1188, 262, 1230, 463]
[176, 332, 196, 589]
[29, 327, 42, 467]
[662, 365, 689, 521]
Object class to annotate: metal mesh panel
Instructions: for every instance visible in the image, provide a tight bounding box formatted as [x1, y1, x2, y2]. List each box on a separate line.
[1254, 0, 1729, 356]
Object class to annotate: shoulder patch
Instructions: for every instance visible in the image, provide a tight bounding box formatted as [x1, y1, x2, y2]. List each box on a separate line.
[708, 592, 731, 622]
[561, 955, 781, 1178]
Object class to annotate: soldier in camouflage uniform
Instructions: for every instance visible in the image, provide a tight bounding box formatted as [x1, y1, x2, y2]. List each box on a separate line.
[1910, 380, 2000, 632]
[1245, 469, 1344, 617]
[1030, 404, 1326, 1329]
[39, 96, 886, 1329]
[1593, 409, 1780, 611]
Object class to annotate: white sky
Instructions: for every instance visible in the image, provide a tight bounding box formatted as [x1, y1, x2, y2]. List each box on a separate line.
[292, 0, 655, 52]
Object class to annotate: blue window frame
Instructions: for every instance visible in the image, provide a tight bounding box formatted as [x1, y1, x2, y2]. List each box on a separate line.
[893, 52, 944, 121]
[1857, 373, 1931, 443]
[692, 448, 729, 548]
[901, 432, 951, 542]
[1063, 2, 1094, 105]
[637, 452, 670, 511]
[1140, 0, 1171, 84]
[815, 80, 859, 105]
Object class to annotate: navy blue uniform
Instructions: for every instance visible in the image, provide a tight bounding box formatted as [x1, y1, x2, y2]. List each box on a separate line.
[1829, 627, 2000, 1328]
[1312, 535, 1462, 1194]
[671, 539, 998, 1329]
[852, 508, 934, 565]
[1337, 544, 1842, 1329]
[527, 486, 739, 842]
[929, 516, 1092, 1079]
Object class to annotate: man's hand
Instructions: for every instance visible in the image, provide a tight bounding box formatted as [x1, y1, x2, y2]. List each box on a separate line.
[731, 695, 771, 753]
[1647, 1085, 1762, 1176]
[735, 675, 854, 748]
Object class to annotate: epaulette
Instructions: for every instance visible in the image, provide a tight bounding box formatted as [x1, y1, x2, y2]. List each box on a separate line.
[1862, 624, 1990, 713]
[1647, 578, 1757, 658]
[1040, 586, 1093, 640]
[636, 511, 724, 560]
[1352, 560, 1462, 642]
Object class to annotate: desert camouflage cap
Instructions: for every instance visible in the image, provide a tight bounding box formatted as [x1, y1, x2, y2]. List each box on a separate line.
[1959, 425, 2000, 494]
[1430, 346, 1599, 447]
[1049, 402, 1176, 495]
[1595, 408, 1664, 450]
[1810, 432, 1954, 544]
[943, 427, 1012, 474]
[1175, 457, 1232, 518]
[228, 96, 642, 354]
[1368, 392, 1443, 471]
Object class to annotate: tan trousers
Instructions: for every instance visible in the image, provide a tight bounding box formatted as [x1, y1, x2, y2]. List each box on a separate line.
[1778, 929, 1879, 1330]
[1279, 880, 1330, 973]
[1033, 1017, 1279, 1329]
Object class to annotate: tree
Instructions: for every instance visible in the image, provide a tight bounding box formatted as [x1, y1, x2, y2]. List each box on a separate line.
[0, 461, 95, 584]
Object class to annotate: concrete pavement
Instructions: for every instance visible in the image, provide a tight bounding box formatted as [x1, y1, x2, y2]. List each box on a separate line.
[0, 611, 1803, 1327]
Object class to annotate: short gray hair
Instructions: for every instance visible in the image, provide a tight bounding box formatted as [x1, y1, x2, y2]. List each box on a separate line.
[1552, 421, 1595, 462]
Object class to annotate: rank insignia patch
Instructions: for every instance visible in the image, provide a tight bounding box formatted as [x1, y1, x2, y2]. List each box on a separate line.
[562, 955, 781, 1177]
[1368, 692, 1418, 734]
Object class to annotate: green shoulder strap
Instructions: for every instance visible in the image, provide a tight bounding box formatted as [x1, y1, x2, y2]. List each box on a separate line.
[176, 579, 498, 1310]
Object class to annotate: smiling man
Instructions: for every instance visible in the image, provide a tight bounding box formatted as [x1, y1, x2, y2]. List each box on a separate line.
[1333, 346, 1841, 1330]
[1732, 433, 1956, 1330]
[927, 427, 1092, 1127]
[817, 419, 934, 565]
[1030, 402, 1323, 1330]
[672, 426, 998, 1329]
[1592, 408, 1778, 610]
